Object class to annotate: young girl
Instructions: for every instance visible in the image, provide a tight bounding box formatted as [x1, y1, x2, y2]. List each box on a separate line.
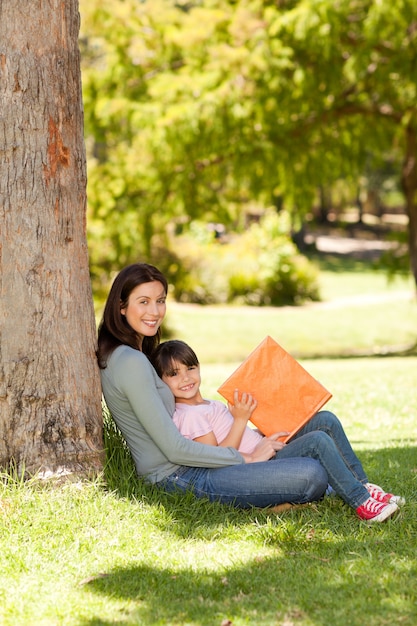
[151, 340, 265, 453]
[151, 339, 404, 521]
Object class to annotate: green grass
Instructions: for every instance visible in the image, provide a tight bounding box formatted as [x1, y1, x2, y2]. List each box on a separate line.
[166, 268, 416, 362]
[1, 266, 417, 626]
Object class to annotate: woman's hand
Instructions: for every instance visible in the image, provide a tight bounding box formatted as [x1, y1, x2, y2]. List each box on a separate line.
[241, 432, 290, 463]
[270, 431, 290, 450]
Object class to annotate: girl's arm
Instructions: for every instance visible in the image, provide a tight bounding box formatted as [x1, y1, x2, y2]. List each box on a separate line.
[218, 390, 257, 448]
[194, 421, 247, 448]
[194, 391, 257, 449]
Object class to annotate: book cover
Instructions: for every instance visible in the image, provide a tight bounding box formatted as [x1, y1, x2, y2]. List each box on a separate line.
[217, 336, 332, 442]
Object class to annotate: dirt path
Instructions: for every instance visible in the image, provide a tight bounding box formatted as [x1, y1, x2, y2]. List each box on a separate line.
[306, 228, 415, 308]
[307, 289, 414, 310]
[314, 234, 396, 258]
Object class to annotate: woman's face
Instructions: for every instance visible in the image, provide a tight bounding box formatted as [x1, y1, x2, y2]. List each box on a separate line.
[121, 281, 166, 344]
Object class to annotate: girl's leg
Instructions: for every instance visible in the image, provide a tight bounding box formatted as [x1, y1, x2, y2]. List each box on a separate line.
[158, 456, 328, 509]
[295, 411, 368, 484]
[277, 429, 369, 508]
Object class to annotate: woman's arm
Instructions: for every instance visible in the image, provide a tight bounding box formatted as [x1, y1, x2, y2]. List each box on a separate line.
[194, 421, 248, 448]
[193, 425, 287, 461]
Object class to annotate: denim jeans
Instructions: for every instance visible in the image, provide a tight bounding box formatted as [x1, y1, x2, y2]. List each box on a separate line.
[158, 411, 370, 509]
[278, 410, 369, 508]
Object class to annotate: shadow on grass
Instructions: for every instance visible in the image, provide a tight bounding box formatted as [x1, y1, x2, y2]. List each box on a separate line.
[85, 425, 417, 625]
[308, 250, 382, 273]
[79, 457, 417, 626]
[300, 343, 417, 359]
[77, 536, 417, 626]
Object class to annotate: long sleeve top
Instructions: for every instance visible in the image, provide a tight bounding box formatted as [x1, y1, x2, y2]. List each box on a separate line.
[100, 345, 245, 483]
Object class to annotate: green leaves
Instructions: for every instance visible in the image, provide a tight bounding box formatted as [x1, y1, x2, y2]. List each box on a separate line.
[80, 0, 417, 287]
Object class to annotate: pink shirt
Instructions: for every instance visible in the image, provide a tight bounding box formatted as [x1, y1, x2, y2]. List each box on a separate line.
[173, 399, 263, 454]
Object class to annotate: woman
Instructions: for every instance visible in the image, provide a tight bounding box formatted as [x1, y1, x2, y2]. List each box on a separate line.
[97, 263, 403, 522]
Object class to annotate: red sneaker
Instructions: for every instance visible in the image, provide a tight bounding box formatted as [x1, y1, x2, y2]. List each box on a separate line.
[356, 497, 398, 522]
[366, 482, 405, 506]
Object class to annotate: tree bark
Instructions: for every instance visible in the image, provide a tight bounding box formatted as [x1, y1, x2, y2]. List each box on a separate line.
[0, 0, 104, 477]
[401, 124, 417, 293]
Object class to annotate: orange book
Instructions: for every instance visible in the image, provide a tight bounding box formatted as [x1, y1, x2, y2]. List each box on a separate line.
[217, 336, 332, 443]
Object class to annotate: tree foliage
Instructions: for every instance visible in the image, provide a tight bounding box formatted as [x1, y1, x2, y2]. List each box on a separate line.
[80, 0, 417, 288]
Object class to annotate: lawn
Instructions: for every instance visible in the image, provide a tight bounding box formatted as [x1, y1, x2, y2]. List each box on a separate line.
[1, 265, 416, 626]
[165, 268, 415, 363]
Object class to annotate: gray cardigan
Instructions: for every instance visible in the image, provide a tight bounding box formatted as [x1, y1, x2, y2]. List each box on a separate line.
[100, 345, 244, 483]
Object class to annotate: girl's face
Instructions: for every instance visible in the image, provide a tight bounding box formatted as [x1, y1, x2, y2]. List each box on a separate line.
[121, 281, 166, 346]
[161, 360, 203, 405]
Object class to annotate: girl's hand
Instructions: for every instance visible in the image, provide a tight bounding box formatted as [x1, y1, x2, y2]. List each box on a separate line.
[228, 389, 257, 422]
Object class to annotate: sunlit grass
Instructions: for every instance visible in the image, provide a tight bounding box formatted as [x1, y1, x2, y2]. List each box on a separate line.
[166, 282, 416, 362]
[1, 404, 416, 626]
[1, 267, 416, 625]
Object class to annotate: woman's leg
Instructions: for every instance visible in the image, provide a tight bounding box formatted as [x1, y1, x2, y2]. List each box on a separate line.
[277, 429, 369, 508]
[295, 410, 368, 483]
[158, 456, 328, 509]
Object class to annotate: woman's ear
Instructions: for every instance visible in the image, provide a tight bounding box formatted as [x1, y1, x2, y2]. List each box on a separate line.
[120, 301, 126, 316]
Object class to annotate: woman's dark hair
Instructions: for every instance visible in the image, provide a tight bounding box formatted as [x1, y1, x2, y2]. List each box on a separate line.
[151, 340, 199, 378]
[97, 263, 168, 368]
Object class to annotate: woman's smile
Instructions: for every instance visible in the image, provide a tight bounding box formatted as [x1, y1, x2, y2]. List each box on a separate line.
[120, 280, 166, 343]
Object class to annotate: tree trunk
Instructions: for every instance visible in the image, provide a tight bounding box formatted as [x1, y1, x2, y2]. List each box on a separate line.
[401, 124, 417, 293]
[0, 0, 104, 477]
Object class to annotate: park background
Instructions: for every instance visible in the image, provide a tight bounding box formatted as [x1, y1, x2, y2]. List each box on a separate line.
[2, 1, 417, 625]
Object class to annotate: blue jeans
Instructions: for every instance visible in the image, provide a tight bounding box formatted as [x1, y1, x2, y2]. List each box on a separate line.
[158, 411, 369, 509]
[279, 411, 369, 508]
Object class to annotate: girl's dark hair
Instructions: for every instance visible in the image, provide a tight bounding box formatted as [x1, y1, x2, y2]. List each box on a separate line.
[97, 263, 168, 368]
[151, 340, 199, 378]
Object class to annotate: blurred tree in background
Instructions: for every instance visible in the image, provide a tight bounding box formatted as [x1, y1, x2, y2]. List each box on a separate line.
[80, 0, 417, 299]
